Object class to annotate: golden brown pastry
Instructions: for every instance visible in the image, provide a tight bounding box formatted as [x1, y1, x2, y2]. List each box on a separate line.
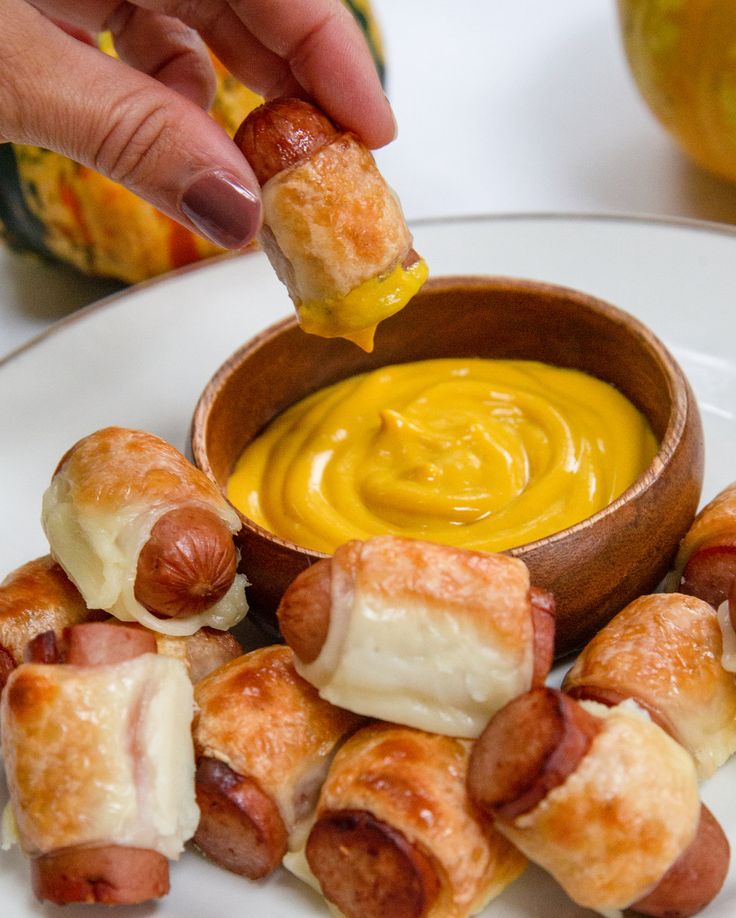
[277, 535, 555, 737]
[295, 721, 526, 918]
[468, 688, 729, 917]
[41, 427, 248, 636]
[192, 644, 363, 879]
[562, 592, 736, 778]
[1, 621, 199, 905]
[0, 555, 99, 693]
[235, 98, 428, 351]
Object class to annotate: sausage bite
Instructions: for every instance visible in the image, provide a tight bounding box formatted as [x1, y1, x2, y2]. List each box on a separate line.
[41, 427, 248, 635]
[1, 621, 199, 905]
[301, 722, 526, 918]
[277, 535, 556, 738]
[235, 98, 428, 352]
[468, 688, 729, 917]
[192, 645, 363, 879]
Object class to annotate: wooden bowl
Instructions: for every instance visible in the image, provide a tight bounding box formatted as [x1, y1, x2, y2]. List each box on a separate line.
[191, 276, 704, 657]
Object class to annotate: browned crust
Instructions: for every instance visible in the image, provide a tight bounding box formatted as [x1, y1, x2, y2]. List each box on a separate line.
[467, 687, 601, 820]
[134, 506, 237, 619]
[193, 756, 288, 879]
[0, 643, 15, 693]
[306, 809, 440, 918]
[276, 558, 333, 664]
[633, 804, 730, 918]
[235, 97, 340, 186]
[31, 845, 169, 905]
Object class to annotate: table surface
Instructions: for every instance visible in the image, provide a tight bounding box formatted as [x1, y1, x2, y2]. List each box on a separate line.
[2, 0, 735, 362]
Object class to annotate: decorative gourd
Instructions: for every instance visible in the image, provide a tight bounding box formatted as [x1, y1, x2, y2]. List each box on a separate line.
[0, 1, 385, 284]
[618, 0, 736, 182]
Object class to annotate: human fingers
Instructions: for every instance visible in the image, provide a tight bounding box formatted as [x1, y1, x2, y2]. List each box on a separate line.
[129, 0, 396, 149]
[0, 0, 261, 248]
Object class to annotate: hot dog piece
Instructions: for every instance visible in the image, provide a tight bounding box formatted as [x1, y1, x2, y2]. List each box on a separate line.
[155, 626, 242, 683]
[235, 98, 428, 352]
[234, 97, 338, 185]
[42, 427, 248, 636]
[306, 810, 440, 918]
[1, 621, 199, 905]
[192, 645, 363, 879]
[277, 536, 555, 738]
[0, 555, 95, 692]
[671, 480, 736, 607]
[194, 757, 288, 879]
[633, 805, 730, 918]
[562, 592, 736, 778]
[467, 688, 601, 820]
[468, 688, 727, 916]
[135, 506, 238, 618]
[299, 723, 526, 918]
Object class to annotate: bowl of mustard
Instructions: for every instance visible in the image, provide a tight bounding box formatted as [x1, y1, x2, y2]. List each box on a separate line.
[191, 275, 704, 656]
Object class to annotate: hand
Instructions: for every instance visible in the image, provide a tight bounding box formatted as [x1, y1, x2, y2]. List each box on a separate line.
[0, 0, 395, 248]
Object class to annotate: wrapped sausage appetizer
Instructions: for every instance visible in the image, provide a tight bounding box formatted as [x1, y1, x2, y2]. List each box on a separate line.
[562, 592, 736, 778]
[671, 480, 736, 607]
[295, 722, 526, 918]
[468, 688, 729, 918]
[1, 621, 200, 905]
[277, 535, 555, 738]
[0, 555, 97, 694]
[235, 98, 428, 352]
[192, 644, 363, 879]
[41, 427, 248, 636]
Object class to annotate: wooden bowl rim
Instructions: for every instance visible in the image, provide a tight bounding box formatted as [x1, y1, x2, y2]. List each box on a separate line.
[191, 274, 689, 561]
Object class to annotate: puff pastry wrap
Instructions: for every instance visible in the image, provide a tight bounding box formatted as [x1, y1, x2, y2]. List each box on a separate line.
[279, 535, 551, 738]
[41, 427, 248, 636]
[486, 699, 702, 916]
[192, 645, 363, 876]
[1, 653, 199, 861]
[292, 722, 526, 918]
[563, 592, 736, 779]
[0, 555, 92, 691]
[237, 98, 428, 351]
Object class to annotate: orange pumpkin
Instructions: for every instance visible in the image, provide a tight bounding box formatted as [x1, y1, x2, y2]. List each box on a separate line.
[618, 0, 736, 182]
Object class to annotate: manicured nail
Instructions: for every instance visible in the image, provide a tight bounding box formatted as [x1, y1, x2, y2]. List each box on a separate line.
[385, 94, 398, 140]
[180, 170, 261, 248]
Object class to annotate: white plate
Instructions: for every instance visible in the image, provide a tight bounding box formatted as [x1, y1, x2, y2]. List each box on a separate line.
[1, 213, 736, 917]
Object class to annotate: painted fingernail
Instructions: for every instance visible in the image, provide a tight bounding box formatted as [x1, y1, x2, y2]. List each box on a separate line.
[180, 170, 261, 249]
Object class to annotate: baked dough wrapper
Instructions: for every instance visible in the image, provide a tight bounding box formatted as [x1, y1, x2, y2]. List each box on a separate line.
[1, 653, 199, 859]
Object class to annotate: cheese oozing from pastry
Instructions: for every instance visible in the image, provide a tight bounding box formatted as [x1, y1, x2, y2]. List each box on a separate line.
[1, 654, 199, 858]
[42, 471, 248, 637]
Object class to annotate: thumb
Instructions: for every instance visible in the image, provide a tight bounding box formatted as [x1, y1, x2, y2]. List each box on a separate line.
[1, 2, 262, 249]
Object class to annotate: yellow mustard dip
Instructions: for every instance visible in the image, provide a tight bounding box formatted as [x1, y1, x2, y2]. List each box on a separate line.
[227, 358, 658, 554]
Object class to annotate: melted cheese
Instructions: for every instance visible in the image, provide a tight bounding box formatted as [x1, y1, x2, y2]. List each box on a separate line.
[296, 590, 533, 738]
[42, 474, 248, 636]
[1, 655, 199, 858]
[297, 257, 429, 351]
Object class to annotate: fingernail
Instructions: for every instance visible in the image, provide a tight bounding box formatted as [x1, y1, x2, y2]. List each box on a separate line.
[180, 170, 261, 249]
[385, 94, 398, 141]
